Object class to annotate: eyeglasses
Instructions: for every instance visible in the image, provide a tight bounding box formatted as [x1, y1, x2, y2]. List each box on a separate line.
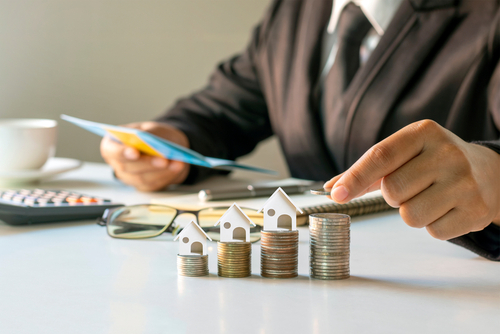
[96, 204, 263, 242]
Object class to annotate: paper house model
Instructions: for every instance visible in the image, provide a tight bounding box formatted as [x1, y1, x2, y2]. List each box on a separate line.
[214, 203, 256, 242]
[257, 187, 304, 231]
[174, 221, 212, 256]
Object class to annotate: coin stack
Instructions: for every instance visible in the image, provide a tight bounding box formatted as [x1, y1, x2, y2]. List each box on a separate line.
[177, 254, 209, 277]
[260, 230, 299, 278]
[309, 213, 350, 280]
[217, 242, 252, 278]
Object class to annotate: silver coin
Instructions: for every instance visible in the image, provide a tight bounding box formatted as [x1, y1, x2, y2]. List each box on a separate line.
[310, 267, 350, 273]
[310, 240, 350, 244]
[261, 231, 299, 236]
[261, 240, 299, 244]
[177, 258, 209, 262]
[310, 235, 350, 239]
[309, 213, 350, 220]
[310, 188, 332, 195]
[310, 240, 350, 245]
[260, 243, 299, 248]
[310, 231, 350, 236]
[309, 216, 350, 221]
[261, 259, 298, 264]
[310, 230, 350, 235]
[310, 253, 350, 258]
[310, 226, 350, 231]
[310, 244, 350, 249]
[310, 224, 350, 228]
[310, 224, 350, 229]
[262, 269, 298, 274]
[311, 251, 350, 256]
[310, 275, 350, 280]
[310, 236, 350, 241]
[261, 247, 298, 252]
[310, 249, 350, 254]
[310, 266, 350, 271]
[310, 221, 350, 225]
[310, 260, 350, 266]
[310, 263, 350, 269]
[310, 242, 350, 248]
[310, 256, 350, 262]
[261, 257, 298, 261]
[309, 215, 351, 225]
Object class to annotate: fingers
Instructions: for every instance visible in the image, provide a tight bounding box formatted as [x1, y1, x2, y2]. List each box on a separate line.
[424, 208, 485, 241]
[330, 120, 439, 203]
[324, 173, 343, 189]
[325, 120, 500, 241]
[101, 136, 166, 173]
[380, 149, 437, 207]
[325, 174, 381, 201]
[115, 160, 189, 192]
[100, 121, 192, 191]
[399, 182, 456, 229]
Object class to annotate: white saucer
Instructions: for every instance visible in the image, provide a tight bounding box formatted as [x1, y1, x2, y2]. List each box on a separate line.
[0, 157, 83, 186]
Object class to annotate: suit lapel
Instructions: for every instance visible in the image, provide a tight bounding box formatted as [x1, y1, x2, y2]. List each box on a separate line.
[324, 0, 458, 169]
[280, 0, 337, 179]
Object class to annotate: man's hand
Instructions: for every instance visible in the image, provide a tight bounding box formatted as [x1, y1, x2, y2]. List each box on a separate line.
[100, 122, 190, 192]
[324, 120, 500, 240]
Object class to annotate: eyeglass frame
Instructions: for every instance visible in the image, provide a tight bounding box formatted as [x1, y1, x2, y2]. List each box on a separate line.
[96, 204, 263, 239]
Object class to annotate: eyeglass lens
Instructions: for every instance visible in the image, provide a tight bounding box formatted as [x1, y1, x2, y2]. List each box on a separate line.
[107, 205, 177, 239]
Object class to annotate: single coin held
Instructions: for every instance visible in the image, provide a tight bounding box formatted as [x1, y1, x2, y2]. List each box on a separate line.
[310, 188, 332, 196]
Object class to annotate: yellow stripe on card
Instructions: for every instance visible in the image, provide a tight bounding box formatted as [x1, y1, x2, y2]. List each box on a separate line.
[106, 129, 162, 157]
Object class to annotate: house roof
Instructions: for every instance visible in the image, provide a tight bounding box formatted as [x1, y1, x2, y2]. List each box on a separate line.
[257, 187, 304, 214]
[174, 220, 212, 241]
[214, 203, 256, 227]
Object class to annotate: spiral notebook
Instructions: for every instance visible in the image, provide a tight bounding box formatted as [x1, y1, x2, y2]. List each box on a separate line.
[152, 189, 395, 225]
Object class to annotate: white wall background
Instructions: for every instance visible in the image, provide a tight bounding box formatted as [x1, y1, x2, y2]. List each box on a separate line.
[0, 0, 290, 178]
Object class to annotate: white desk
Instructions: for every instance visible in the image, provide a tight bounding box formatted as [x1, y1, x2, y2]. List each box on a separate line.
[0, 163, 498, 334]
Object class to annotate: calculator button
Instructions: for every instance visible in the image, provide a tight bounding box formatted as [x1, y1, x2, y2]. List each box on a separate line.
[13, 195, 25, 202]
[2, 194, 13, 200]
[81, 197, 98, 203]
[24, 197, 37, 206]
[66, 197, 83, 204]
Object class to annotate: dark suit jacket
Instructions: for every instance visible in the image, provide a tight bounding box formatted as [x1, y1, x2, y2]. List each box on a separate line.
[157, 0, 500, 260]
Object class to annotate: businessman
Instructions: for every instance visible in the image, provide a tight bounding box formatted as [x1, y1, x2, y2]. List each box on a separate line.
[101, 0, 500, 260]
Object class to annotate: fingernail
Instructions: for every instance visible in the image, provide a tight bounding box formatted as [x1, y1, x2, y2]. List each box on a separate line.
[124, 148, 139, 160]
[332, 185, 349, 202]
[152, 157, 167, 168]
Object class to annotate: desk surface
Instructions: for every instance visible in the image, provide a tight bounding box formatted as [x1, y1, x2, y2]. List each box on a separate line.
[0, 162, 498, 334]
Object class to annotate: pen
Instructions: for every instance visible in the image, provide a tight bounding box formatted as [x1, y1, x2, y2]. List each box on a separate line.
[198, 182, 324, 201]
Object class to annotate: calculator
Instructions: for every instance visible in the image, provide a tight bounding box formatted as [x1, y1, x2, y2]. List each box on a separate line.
[0, 189, 123, 225]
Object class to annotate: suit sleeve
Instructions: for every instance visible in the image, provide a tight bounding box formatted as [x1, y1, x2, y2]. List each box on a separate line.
[448, 16, 500, 261]
[154, 1, 282, 183]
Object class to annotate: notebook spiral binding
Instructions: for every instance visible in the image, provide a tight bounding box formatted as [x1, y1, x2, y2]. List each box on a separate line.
[298, 196, 395, 219]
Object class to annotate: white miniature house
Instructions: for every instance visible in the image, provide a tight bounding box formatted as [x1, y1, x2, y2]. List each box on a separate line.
[258, 187, 303, 231]
[214, 203, 256, 242]
[174, 221, 212, 256]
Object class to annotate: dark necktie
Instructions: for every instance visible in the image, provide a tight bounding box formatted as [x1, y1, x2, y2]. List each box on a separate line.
[322, 3, 372, 113]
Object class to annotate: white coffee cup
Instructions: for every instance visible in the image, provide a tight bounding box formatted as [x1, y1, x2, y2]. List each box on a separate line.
[0, 119, 57, 172]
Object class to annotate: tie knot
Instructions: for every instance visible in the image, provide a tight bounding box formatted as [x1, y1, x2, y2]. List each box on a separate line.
[336, 3, 372, 42]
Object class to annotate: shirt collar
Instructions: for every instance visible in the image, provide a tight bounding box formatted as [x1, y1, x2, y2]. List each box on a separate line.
[327, 0, 404, 35]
